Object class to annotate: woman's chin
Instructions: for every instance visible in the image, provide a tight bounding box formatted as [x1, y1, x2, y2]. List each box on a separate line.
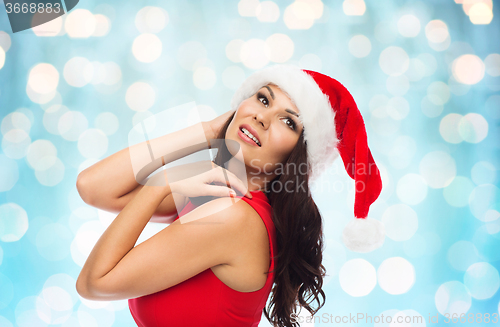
[231, 146, 247, 165]
[226, 143, 253, 167]
[225, 137, 240, 154]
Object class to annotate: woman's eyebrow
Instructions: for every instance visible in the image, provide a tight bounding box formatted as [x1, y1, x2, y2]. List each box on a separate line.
[263, 85, 301, 118]
[263, 85, 275, 100]
[286, 109, 300, 118]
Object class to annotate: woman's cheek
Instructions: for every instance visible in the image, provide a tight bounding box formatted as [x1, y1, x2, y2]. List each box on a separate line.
[274, 134, 294, 153]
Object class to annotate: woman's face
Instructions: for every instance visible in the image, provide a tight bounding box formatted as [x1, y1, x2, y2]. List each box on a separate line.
[226, 84, 303, 175]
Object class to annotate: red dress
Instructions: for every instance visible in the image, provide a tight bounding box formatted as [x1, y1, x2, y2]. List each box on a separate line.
[128, 190, 277, 327]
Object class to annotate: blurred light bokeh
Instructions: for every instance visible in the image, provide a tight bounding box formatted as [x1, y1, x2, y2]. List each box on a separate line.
[0, 0, 499, 326]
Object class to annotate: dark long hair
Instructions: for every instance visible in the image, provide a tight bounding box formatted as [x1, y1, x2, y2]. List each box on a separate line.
[212, 111, 326, 327]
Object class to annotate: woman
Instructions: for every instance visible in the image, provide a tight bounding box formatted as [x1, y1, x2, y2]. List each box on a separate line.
[75, 64, 383, 327]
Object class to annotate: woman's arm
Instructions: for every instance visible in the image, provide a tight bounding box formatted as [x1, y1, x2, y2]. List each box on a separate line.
[76, 172, 251, 301]
[77, 177, 173, 297]
[76, 122, 213, 218]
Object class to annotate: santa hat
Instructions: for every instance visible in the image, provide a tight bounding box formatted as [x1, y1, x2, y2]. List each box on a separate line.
[230, 64, 384, 253]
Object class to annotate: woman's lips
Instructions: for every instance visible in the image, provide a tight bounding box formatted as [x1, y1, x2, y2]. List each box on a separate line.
[240, 124, 260, 143]
[238, 128, 260, 146]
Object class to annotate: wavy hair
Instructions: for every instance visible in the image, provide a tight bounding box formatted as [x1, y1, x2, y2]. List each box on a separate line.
[212, 110, 326, 327]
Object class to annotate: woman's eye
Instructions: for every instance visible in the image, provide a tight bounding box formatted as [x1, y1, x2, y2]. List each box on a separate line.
[283, 117, 296, 131]
[257, 93, 269, 107]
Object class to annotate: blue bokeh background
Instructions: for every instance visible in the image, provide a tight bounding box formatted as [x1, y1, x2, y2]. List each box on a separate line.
[1, 0, 499, 326]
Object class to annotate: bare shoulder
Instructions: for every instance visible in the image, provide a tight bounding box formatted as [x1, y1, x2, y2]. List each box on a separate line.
[177, 197, 267, 241]
[180, 196, 258, 222]
[224, 198, 270, 249]
[223, 197, 266, 232]
[234, 197, 268, 233]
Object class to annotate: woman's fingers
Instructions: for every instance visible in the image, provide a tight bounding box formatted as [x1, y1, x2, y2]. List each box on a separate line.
[228, 172, 252, 199]
[204, 184, 238, 198]
[211, 165, 252, 199]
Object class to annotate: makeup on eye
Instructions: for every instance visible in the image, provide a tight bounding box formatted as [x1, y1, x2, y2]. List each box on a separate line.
[283, 117, 297, 131]
[257, 92, 270, 107]
[256, 91, 298, 131]
[262, 86, 301, 118]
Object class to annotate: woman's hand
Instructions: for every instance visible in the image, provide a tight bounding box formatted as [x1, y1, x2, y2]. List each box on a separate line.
[169, 160, 252, 199]
[202, 109, 236, 145]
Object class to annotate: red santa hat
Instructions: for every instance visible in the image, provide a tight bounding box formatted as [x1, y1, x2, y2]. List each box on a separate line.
[230, 64, 384, 253]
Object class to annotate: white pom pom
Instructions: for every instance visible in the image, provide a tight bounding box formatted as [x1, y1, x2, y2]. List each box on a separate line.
[342, 218, 385, 253]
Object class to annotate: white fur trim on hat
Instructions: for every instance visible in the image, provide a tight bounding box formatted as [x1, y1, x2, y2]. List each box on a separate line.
[230, 64, 338, 183]
[342, 218, 385, 253]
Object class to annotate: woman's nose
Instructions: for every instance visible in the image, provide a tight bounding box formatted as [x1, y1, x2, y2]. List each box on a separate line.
[253, 110, 269, 129]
